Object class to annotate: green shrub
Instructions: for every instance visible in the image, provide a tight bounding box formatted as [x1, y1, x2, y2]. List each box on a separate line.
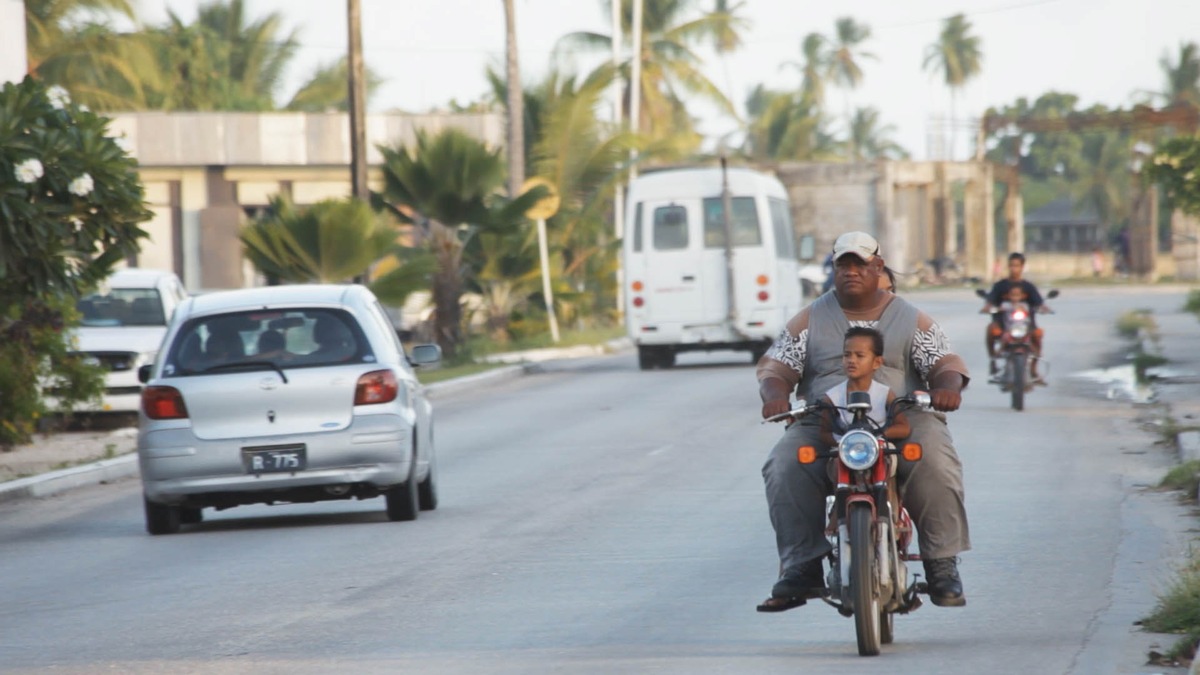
[0, 77, 149, 447]
[1185, 290, 1200, 317]
[1115, 309, 1156, 340]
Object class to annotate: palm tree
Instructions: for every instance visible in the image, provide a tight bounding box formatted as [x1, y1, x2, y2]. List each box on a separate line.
[1158, 41, 1200, 108]
[827, 17, 874, 130]
[24, 0, 136, 73]
[240, 196, 435, 306]
[284, 57, 384, 112]
[374, 129, 547, 358]
[923, 13, 983, 159]
[846, 107, 909, 160]
[1072, 129, 1133, 234]
[556, 0, 748, 156]
[742, 84, 837, 161]
[795, 32, 828, 108]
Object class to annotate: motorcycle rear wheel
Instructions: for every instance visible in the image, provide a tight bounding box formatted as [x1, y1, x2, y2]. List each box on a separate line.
[1011, 353, 1026, 411]
[850, 503, 882, 656]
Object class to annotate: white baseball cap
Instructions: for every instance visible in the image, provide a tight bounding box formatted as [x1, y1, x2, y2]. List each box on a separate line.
[832, 231, 879, 262]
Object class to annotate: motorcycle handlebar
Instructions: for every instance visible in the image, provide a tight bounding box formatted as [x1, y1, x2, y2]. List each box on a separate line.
[760, 391, 931, 424]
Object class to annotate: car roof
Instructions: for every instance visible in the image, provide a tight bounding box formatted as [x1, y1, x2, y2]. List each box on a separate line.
[106, 267, 180, 289]
[183, 284, 368, 318]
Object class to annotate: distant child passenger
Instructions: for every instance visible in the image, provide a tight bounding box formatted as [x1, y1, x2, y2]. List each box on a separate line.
[818, 326, 911, 445]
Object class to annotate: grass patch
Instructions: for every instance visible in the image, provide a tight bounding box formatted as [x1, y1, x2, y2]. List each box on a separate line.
[412, 325, 625, 386]
[415, 361, 510, 385]
[1161, 460, 1200, 499]
[1116, 309, 1158, 340]
[1185, 289, 1200, 317]
[1141, 549, 1200, 664]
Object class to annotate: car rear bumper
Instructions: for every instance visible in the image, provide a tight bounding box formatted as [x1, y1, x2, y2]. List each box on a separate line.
[138, 414, 413, 504]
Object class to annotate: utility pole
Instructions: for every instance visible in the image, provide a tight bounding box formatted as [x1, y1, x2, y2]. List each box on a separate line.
[347, 0, 368, 202]
[628, 0, 642, 181]
[612, 0, 625, 318]
[504, 0, 525, 197]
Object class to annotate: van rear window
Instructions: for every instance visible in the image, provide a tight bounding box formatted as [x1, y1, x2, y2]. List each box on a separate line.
[702, 197, 762, 248]
[653, 205, 689, 250]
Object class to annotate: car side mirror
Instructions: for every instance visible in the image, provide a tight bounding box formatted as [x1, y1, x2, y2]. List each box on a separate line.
[137, 364, 153, 384]
[409, 343, 442, 367]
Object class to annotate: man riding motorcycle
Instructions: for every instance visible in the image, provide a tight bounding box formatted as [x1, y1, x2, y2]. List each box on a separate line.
[980, 252, 1047, 379]
[756, 231, 971, 610]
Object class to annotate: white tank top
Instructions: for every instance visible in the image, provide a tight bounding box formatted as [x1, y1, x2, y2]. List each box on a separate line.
[824, 379, 891, 439]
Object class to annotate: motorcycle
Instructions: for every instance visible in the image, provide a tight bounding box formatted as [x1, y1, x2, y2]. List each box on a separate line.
[976, 288, 1059, 411]
[763, 390, 933, 657]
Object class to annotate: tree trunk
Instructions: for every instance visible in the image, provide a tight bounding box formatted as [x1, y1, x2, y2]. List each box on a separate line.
[429, 221, 464, 359]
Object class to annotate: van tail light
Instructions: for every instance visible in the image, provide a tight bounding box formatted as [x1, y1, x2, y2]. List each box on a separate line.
[355, 369, 399, 405]
[757, 290, 770, 302]
[756, 274, 769, 285]
[143, 386, 188, 420]
[632, 296, 644, 307]
[631, 280, 644, 291]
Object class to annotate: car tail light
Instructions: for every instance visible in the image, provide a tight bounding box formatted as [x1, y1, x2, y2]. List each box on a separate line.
[143, 386, 188, 420]
[355, 369, 398, 405]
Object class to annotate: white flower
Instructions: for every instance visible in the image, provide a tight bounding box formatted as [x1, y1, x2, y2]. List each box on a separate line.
[70, 217, 83, 230]
[46, 85, 70, 109]
[68, 173, 94, 197]
[14, 158, 44, 183]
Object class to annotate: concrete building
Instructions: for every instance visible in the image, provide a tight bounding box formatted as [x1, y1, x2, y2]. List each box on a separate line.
[107, 111, 504, 291]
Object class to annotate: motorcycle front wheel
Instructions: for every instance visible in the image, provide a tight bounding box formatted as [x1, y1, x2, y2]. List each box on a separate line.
[1011, 352, 1026, 411]
[850, 503, 882, 656]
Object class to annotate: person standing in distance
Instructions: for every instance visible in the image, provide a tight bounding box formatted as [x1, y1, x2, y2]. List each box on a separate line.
[756, 231, 971, 610]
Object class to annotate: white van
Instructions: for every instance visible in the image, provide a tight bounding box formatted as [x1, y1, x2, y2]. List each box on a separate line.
[622, 165, 805, 369]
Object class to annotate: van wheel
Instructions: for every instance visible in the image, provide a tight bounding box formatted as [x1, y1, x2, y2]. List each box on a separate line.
[658, 349, 676, 368]
[637, 346, 657, 370]
[751, 346, 769, 363]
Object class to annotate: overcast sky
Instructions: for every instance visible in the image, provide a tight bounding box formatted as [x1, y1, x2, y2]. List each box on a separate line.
[148, 0, 1200, 160]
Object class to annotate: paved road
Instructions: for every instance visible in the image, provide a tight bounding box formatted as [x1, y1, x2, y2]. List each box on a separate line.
[0, 286, 1193, 674]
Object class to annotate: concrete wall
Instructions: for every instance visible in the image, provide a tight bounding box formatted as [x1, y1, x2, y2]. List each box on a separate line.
[108, 111, 503, 290]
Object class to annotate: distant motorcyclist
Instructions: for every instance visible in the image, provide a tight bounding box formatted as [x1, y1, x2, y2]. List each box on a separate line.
[980, 252, 1047, 379]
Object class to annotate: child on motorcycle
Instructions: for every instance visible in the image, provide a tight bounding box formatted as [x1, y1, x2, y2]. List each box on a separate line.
[993, 283, 1046, 382]
[817, 326, 911, 446]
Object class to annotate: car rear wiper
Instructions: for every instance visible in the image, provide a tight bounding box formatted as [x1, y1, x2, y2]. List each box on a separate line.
[200, 360, 288, 383]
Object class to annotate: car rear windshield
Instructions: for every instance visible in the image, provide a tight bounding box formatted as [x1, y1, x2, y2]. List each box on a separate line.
[161, 308, 374, 377]
[78, 289, 166, 327]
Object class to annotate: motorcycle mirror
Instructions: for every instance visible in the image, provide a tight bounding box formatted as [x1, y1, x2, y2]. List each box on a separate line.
[1047, 289, 1060, 299]
[974, 289, 988, 299]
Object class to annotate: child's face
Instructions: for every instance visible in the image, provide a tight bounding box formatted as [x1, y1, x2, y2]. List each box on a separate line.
[1008, 287, 1027, 303]
[842, 336, 882, 378]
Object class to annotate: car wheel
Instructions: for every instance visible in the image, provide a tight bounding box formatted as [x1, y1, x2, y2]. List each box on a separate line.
[144, 496, 181, 535]
[180, 507, 203, 524]
[385, 459, 420, 522]
[418, 444, 438, 512]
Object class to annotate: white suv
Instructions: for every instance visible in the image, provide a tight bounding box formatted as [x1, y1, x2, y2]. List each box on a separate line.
[69, 268, 189, 413]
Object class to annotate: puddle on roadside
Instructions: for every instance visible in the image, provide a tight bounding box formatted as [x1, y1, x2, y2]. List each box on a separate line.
[1070, 364, 1156, 404]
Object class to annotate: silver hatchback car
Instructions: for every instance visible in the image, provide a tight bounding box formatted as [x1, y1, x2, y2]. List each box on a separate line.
[136, 284, 441, 534]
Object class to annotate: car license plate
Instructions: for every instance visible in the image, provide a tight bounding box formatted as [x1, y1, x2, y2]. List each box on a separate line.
[242, 444, 306, 474]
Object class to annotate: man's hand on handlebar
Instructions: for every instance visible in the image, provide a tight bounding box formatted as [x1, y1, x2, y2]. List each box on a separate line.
[762, 398, 792, 421]
[928, 388, 962, 412]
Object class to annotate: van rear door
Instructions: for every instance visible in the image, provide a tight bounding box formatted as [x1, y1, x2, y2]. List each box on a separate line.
[640, 200, 707, 323]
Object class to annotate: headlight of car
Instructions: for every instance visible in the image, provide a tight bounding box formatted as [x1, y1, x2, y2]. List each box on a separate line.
[838, 429, 879, 471]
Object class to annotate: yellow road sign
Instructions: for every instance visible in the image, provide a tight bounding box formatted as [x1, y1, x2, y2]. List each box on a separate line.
[521, 177, 560, 220]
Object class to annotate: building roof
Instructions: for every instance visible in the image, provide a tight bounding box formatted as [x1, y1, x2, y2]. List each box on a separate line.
[1025, 197, 1099, 227]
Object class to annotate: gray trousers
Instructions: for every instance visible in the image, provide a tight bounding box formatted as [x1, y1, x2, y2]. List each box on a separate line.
[762, 411, 971, 574]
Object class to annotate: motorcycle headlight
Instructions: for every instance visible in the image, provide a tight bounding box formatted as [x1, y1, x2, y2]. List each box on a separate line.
[838, 429, 879, 471]
[1009, 323, 1028, 339]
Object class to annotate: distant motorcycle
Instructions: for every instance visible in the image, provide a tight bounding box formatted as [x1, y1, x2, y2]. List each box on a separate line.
[976, 288, 1059, 411]
[764, 391, 933, 657]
